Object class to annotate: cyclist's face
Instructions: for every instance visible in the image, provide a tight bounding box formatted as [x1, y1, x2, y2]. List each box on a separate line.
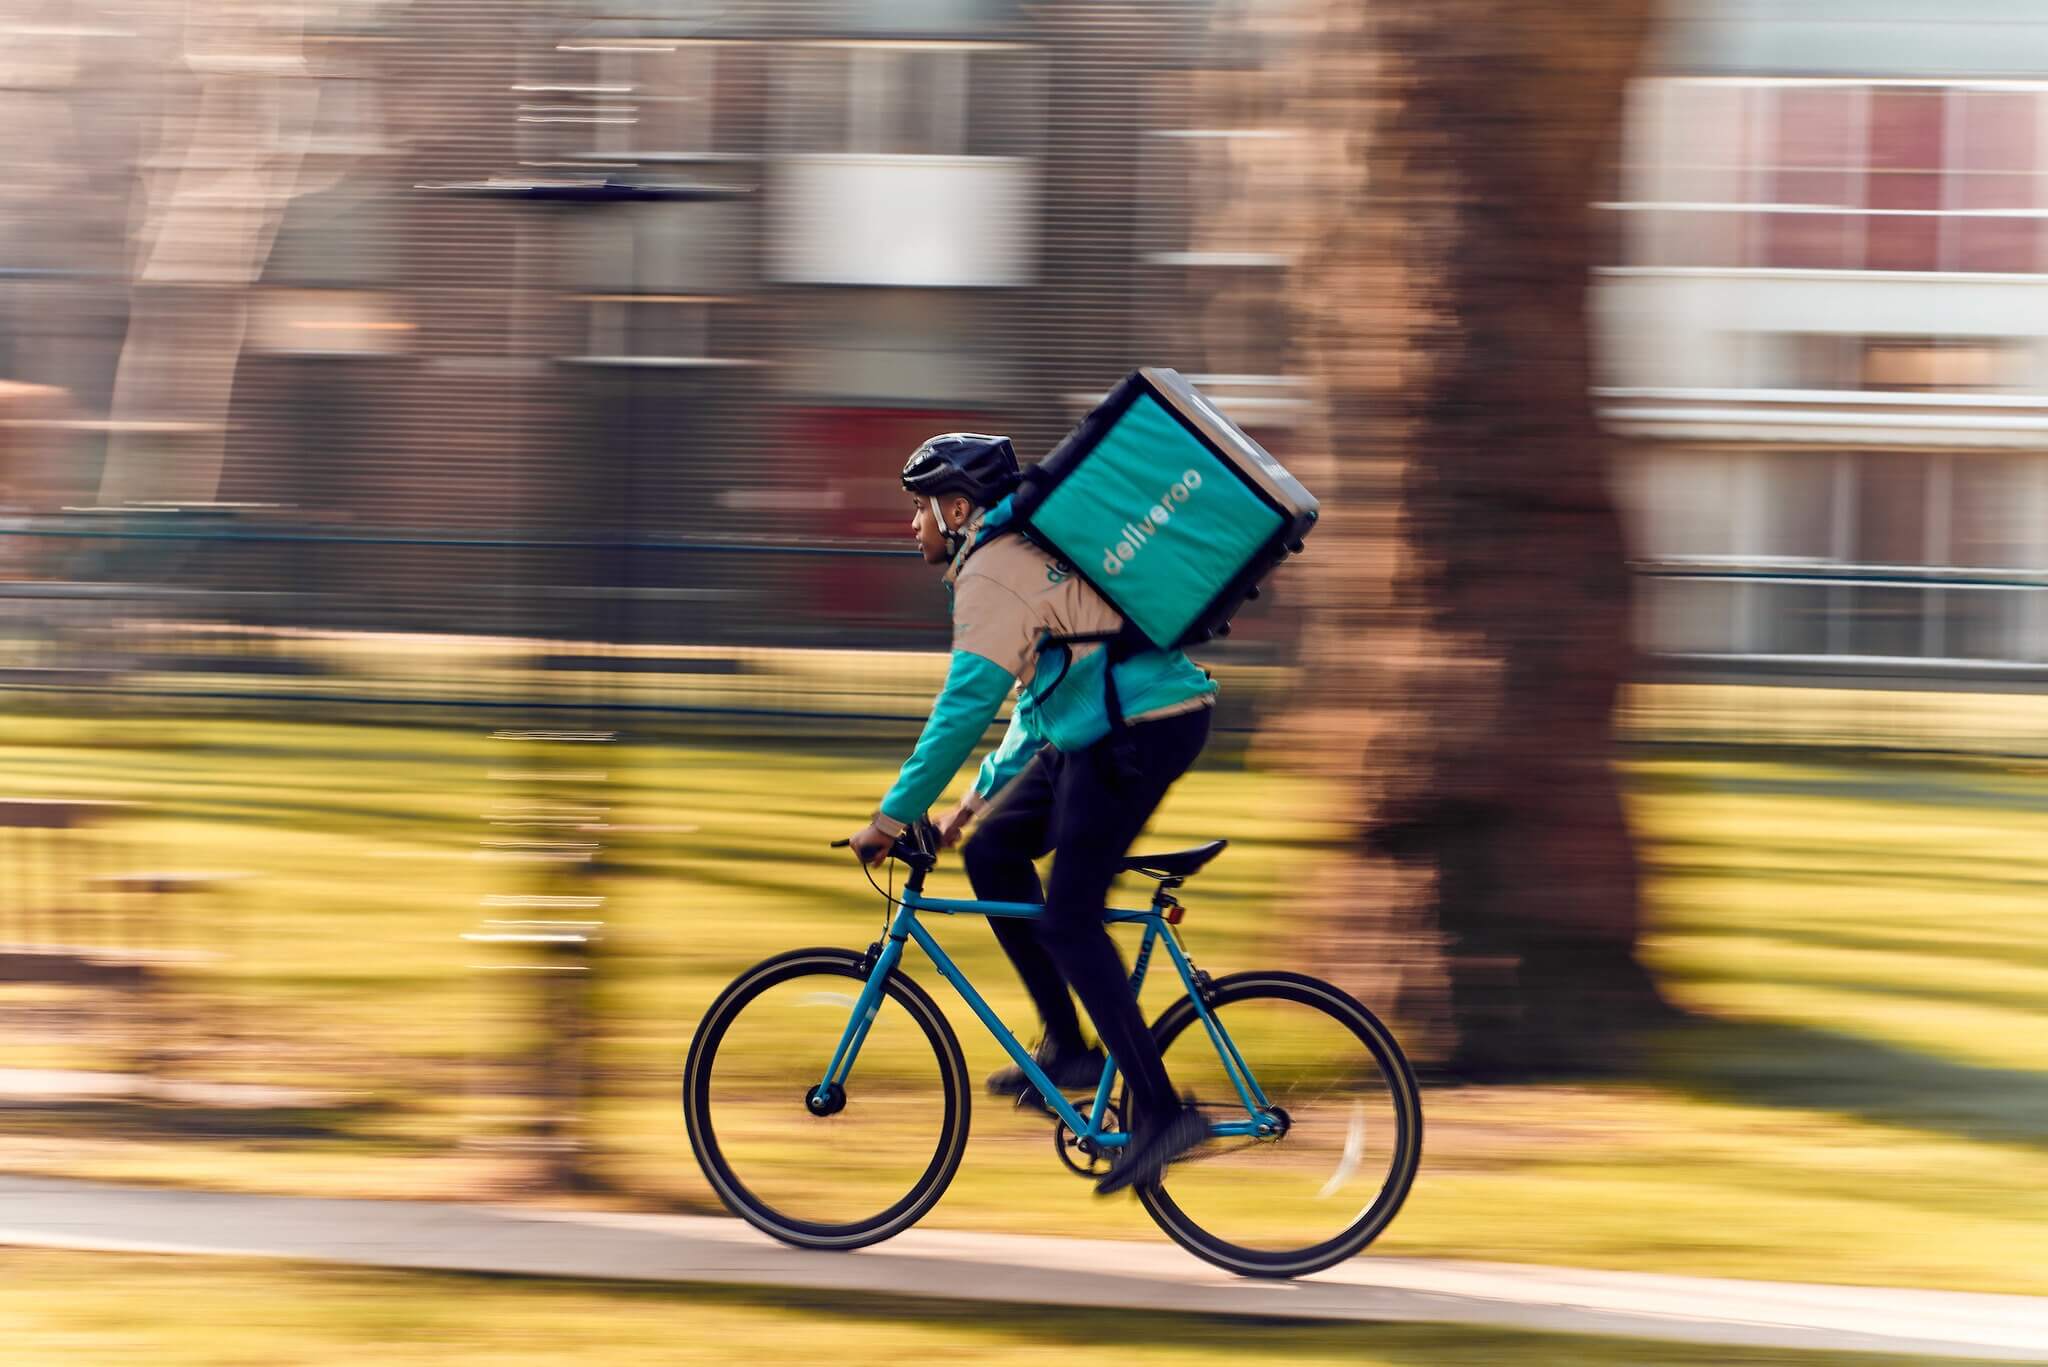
[910, 494, 965, 564]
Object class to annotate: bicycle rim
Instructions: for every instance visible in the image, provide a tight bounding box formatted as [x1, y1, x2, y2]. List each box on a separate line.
[684, 948, 969, 1249]
[1134, 972, 1422, 1277]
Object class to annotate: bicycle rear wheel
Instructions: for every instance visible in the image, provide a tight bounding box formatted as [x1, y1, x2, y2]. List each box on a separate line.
[1133, 971, 1421, 1278]
[684, 947, 969, 1250]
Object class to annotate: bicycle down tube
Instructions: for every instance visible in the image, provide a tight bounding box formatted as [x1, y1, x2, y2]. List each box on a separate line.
[814, 891, 1279, 1143]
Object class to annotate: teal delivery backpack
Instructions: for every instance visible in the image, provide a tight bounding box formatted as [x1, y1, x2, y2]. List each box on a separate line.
[1011, 368, 1319, 650]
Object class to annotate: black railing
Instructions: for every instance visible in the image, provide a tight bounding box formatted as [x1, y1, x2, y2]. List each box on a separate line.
[0, 516, 1295, 732]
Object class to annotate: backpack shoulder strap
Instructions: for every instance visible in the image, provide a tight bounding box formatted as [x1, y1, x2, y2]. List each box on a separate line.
[1029, 620, 1150, 730]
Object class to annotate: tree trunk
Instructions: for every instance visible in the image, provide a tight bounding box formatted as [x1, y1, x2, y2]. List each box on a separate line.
[1277, 0, 1678, 1076]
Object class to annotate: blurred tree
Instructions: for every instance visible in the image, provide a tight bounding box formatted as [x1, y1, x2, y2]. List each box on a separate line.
[1274, 0, 1677, 1076]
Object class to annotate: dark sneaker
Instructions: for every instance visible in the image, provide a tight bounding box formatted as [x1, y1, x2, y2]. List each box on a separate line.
[1095, 1099, 1208, 1196]
[986, 1042, 1106, 1107]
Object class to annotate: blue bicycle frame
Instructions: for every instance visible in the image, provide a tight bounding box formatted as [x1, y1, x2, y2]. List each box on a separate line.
[811, 863, 1283, 1149]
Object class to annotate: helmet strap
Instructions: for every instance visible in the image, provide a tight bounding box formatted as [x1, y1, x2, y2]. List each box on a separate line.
[933, 495, 968, 558]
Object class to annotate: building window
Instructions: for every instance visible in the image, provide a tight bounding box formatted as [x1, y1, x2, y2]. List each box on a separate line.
[1619, 80, 2048, 275]
[776, 43, 1039, 160]
[766, 43, 1041, 288]
[1773, 334, 2028, 392]
[1860, 338, 2021, 390]
[1134, 128, 1302, 380]
[1630, 448, 2048, 664]
[557, 44, 768, 159]
[1951, 456, 2038, 568]
[785, 288, 1005, 404]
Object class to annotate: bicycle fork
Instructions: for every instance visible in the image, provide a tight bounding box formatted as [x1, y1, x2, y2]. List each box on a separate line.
[808, 914, 912, 1115]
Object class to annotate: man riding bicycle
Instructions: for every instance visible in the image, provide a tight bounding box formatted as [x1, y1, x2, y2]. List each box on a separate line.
[847, 432, 1216, 1195]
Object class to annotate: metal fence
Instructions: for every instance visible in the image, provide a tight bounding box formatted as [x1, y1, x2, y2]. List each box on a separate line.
[0, 512, 1300, 736]
[16, 511, 2048, 758]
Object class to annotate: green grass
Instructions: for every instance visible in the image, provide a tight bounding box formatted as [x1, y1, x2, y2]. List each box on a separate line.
[1, 715, 2045, 1295]
[0, 1251, 1997, 1367]
[70, 624, 2048, 757]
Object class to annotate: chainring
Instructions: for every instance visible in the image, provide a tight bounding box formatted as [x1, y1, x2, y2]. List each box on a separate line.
[1053, 1098, 1124, 1178]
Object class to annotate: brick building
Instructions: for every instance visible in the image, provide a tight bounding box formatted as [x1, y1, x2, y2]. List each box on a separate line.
[0, 0, 1310, 648]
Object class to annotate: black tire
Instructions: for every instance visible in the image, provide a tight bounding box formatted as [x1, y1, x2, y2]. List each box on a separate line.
[1131, 971, 1422, 1278]
[684, 947, 970, 1251]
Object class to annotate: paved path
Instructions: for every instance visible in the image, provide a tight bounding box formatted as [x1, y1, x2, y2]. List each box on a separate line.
[2, 1174, 2044, 1361]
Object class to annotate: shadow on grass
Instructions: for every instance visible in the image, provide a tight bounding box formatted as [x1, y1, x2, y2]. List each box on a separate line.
[1655, 926, 2045, 990]
[1622, 750, 2039, 803]
[1646, 855, 2048, 902]
[0, 1097, 400, 1142]
[398, 1274, 1970, 1367]
[5, 1246, 1962, 1367]
[1690, 770, 2048, 815]
[1651, 1014, 2048, 1150]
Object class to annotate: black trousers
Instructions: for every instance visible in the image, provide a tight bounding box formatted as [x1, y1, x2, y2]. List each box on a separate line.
[959, 705, 1211, 1123]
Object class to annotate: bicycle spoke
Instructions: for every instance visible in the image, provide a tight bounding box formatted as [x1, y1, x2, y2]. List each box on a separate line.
[1136, 973, 1421, 1276]
[686, 950, 968, 1247]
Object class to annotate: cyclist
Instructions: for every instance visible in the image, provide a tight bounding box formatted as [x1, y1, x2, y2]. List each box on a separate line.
[847, 432, 1216, 1196]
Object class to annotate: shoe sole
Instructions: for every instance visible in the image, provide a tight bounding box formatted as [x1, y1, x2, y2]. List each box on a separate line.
[1096, 1113, 1210, 1196]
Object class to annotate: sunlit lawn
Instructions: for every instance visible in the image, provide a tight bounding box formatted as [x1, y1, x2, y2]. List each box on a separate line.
[0, 712, 2044, 1294]
[0, 1251, 1999, 1367]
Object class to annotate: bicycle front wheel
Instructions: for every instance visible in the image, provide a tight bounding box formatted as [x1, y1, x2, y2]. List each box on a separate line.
[1134, 971, 1422, 1278]
[684, 947, 970, 1250]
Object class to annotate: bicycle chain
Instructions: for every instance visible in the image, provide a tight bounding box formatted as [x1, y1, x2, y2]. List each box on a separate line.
[1167, 1133, 1268, 1167]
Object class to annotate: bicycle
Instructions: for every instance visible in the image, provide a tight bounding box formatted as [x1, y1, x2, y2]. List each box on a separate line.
[682, 824, 1422, 1278]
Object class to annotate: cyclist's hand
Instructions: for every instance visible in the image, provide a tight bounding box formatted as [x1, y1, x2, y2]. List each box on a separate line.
[847, 821, 894, 866]
[936, 802, 974, 849]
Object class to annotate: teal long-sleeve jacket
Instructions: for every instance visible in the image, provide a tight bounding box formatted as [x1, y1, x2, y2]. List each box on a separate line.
[875, 649, 1019, 831]
[873, 500, 1215, 833]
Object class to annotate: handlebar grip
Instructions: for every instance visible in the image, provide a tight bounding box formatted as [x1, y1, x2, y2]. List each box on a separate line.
[830, 838, 851, 849]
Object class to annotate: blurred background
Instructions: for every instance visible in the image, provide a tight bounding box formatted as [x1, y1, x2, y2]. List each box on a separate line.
[2, 1, 2046, 1363]
[7, 0, 2048, 726]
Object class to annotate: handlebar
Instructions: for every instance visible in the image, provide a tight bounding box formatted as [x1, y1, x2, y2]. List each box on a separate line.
[833, 820, 941, 870]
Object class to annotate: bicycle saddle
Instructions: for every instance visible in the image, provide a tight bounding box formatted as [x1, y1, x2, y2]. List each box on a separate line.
[1117, 839, 1227, 880]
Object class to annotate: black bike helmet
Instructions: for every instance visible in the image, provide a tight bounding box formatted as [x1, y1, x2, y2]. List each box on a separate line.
[900, 432, 1020, 508]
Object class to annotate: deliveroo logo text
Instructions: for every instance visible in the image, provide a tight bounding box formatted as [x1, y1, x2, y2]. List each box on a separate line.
[1101, 468, 1203, 577]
